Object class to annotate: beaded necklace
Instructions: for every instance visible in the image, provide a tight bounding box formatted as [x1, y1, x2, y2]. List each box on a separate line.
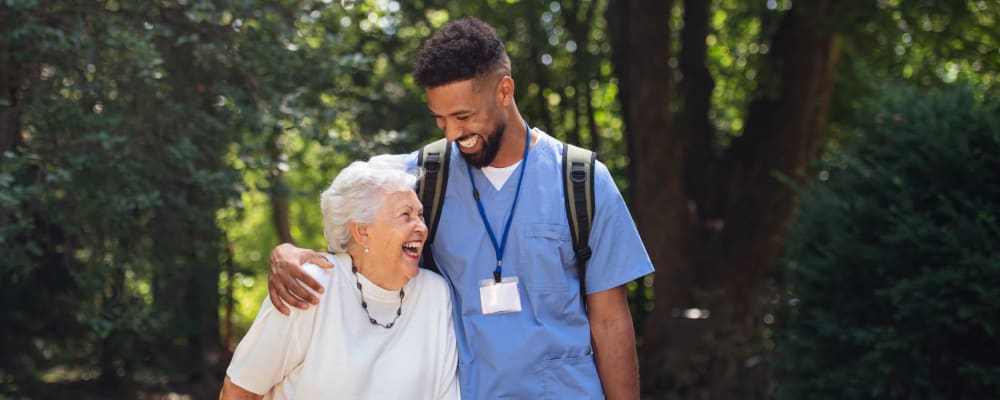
[351, 266, 404, 329]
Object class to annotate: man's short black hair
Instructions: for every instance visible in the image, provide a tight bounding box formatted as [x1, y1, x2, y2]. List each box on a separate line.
[413, 17, 510, 89]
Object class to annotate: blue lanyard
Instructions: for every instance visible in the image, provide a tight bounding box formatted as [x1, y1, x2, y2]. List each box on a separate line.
[466, 119, 531, 282]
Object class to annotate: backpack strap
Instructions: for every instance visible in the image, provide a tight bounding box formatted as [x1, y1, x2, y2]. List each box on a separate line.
[416, 138, 451, 274]
[562, 142, 596, 307]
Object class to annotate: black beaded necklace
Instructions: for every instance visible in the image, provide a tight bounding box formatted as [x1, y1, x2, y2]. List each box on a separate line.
[351, 266, 404, 329]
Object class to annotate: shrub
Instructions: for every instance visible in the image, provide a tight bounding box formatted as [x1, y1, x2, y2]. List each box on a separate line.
[776, 85, 1000, 400]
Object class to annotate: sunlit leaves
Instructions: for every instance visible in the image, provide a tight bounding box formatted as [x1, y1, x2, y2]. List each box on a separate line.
[703, 0, 773, 143]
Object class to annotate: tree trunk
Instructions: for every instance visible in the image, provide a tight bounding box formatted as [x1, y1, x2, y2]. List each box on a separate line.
[584, 82, 602, 154]
[525, 3, 556, 134]
[153, 5, 232, 381]
[609, 0, 842, 397]
[222, 239, 236, 350]
[719, 1, 840, 315]
[267, 126, 294, 244]
[0, 8, 24, 237]
[98, 262, 126, 392]
[0, 6, 24, 156]
[563, 0, 601, 151]
[607, 0, 690, 392]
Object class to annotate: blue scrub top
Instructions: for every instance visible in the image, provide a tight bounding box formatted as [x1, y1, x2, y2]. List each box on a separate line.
[404, 129, 653, 399]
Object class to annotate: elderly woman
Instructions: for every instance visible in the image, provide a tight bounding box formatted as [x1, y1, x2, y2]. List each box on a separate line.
[220, 156, 459, 399]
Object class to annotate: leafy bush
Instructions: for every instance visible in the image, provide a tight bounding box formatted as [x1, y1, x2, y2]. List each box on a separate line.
[0, 1, 242, 389]
[776, 85, 1000, 400]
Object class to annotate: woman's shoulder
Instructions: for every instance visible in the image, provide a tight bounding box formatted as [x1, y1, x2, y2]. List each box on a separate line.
[413, 270, 453, 304]
[416, 268, 449, 288]
[301, 253, 347, 292]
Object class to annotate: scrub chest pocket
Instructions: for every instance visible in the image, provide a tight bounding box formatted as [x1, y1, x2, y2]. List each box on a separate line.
[520, 223, 578, 291]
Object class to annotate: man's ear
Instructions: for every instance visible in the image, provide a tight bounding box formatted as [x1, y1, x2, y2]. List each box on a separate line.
[496, 75, 514, 107]
[349, 221, 369, 248]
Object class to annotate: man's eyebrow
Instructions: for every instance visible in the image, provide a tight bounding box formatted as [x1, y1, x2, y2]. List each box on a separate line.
[429, 108, 474, 117]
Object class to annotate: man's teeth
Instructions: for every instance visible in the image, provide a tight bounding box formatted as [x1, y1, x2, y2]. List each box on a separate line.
[458, 135, 480, 148]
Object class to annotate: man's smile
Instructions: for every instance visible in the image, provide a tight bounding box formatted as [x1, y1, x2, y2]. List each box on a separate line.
[457, 134, 481, 149]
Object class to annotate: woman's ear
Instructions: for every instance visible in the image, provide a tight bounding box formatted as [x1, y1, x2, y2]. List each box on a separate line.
[349, 221, 369, 249]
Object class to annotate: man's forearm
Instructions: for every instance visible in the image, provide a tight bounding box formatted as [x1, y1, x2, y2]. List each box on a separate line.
[588, 286, 640, 399]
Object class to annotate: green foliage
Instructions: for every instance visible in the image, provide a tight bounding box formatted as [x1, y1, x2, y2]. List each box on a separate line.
[2, 0, 267, 389]
[828, 0, 1000, 142]
[704, 0, 783, 144]
[776, 84, 1000, 399]
[837, 0, 999, 87]
[4, 0, 995, 396]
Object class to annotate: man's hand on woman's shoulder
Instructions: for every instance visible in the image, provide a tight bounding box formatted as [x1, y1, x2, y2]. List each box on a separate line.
[267, 243, 335, 315]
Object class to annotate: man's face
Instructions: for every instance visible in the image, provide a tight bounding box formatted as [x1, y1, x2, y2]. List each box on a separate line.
[425, 79, 506, 168]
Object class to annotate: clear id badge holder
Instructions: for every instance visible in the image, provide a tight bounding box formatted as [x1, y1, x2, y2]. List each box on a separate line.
[479, 276, 522, 315]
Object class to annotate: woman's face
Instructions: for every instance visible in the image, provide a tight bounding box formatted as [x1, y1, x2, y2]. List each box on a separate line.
[365, 190, 427, 281]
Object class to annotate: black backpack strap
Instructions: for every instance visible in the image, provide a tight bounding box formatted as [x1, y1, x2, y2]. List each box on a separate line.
[562, 141, 596, 308]
[416, 138, 451, 273]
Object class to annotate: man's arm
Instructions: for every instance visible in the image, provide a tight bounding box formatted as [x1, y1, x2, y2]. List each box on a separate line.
[219, 376, 263, 400]
[588, 285, 640, 400]
[267, 243, 334, 315]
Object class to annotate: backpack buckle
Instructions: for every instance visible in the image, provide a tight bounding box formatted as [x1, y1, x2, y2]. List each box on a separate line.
[571, 162, 586, 183]
[576, 245, 592, 262]
[425, 153, 441, 173]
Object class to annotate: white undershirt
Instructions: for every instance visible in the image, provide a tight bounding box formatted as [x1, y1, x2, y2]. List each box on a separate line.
[481, 160, 521, 190]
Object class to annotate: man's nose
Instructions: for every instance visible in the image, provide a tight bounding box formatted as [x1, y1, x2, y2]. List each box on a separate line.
[442, 121, 463, 142]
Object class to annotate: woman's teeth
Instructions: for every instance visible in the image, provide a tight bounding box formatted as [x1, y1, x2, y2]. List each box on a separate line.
[402, 241, 421, 256]
[458, 135, 480, 148]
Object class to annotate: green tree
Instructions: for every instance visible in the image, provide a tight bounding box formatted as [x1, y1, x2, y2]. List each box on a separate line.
[606, 0, 999, 397]
[4, 0, 998, 398]
[0, 1, 252, 392]
[777, 84, 1000, 399]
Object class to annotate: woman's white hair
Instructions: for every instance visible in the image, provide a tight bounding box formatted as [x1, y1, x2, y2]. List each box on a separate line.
[321, 155, 420, 253]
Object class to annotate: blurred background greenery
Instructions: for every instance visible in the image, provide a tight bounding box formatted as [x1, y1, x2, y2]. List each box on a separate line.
[1, 0, 997, 399]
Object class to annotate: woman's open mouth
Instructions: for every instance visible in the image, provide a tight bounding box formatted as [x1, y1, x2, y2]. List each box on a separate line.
[402, 241, 422, 258]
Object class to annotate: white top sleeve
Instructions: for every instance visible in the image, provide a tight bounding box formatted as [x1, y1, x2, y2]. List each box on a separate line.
[225, 264, 327, 395]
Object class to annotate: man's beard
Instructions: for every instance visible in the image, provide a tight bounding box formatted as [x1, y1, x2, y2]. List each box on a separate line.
[461, 122, 506, 168]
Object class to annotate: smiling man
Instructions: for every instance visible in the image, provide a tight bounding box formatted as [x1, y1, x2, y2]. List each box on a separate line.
[266, 17, 653, 399]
